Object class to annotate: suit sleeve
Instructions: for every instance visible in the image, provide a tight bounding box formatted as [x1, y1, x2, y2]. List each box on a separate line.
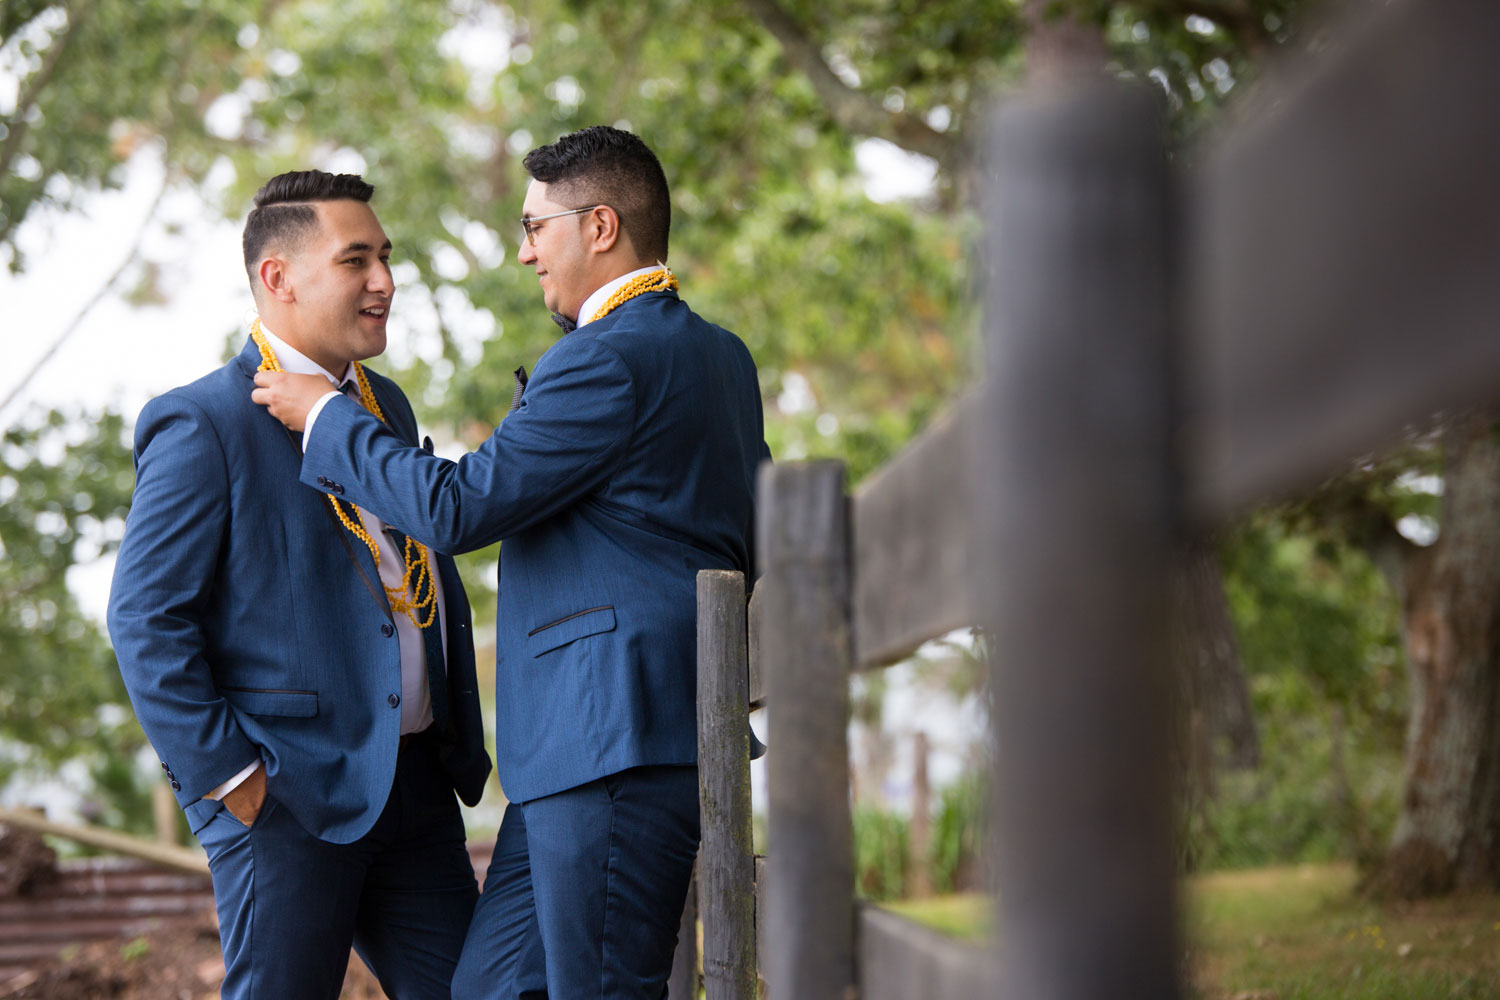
[106, 394, 260, 805]
[301, 334, 637, 554]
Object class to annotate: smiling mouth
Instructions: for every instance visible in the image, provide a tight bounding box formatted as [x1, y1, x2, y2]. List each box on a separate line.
[360, 306, 388, 319]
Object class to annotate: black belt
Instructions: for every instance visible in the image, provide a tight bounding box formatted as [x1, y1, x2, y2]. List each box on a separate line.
[398, 725, 434, 753]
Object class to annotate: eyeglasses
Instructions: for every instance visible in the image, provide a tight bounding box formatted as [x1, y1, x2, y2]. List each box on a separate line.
[520, 205, 603, 245]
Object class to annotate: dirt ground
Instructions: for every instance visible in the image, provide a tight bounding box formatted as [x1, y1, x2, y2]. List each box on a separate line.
[1, 921, 389, 1000]
[0, 824, 60, 900]
[0, 823, 387, 1000]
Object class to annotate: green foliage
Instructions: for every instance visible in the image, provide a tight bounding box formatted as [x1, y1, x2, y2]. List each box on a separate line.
[0, 408, 151, 829]
[1190, 707, 1402, 871]
[931, 770, 986, 894]
[1103, 0, 1304, 143]
[1223, 516, 1405, 715]
[1, 0, 1319, 481]
[850, 771, 987, 902]
[853, 802, 909, 901]
[1191, 517, 1407, 870]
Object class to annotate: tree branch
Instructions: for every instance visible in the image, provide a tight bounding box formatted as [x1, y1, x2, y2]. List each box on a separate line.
[0, 0, 99, 182]
[738, 0, 956, 169]
[0, 168, 168, 420]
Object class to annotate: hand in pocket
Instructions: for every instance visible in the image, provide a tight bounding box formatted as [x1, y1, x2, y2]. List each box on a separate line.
[223, 762, 267, 826]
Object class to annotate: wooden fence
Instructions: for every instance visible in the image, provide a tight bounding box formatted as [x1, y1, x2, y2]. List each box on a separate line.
[676, 0, 1500, 996]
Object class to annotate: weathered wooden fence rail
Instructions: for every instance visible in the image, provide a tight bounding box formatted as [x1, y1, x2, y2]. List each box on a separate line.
[679, 0, 1500, 996]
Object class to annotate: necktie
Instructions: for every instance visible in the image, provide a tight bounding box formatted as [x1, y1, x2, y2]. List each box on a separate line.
[385, 524, 450, 731]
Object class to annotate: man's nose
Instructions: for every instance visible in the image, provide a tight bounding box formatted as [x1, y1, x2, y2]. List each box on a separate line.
[370, 262, 395, 295]
[517, 239, 537, 265]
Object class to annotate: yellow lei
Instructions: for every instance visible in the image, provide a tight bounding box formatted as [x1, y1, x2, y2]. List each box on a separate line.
[588, 267, 678, 323]
[251, 318, 438, 629]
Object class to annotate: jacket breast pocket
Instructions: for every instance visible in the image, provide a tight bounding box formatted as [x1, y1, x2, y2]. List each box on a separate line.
[526, 606, 616, 657]
[222, 687, 319, 718]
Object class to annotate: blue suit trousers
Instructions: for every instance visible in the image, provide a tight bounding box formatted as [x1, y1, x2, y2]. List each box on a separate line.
[195, 730, 478, 999]
[452, 765, 700, 999]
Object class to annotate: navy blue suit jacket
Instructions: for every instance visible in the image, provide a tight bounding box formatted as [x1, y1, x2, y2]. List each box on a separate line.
[107, 338, 491, 841]
[302, 290, 768, 802]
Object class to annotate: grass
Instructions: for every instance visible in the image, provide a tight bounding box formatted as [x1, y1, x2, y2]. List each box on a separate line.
[1188, 862, 1500, 999]
[881, 892, 990, 943]
[881, 863, 1500, 999]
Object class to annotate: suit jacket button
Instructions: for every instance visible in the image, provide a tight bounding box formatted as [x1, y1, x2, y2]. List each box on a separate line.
[333, 483, 345, 495]
[316, 475, 328, 486]
[160, 761, 170, 772]
[380, 623, 395, 637]
[388, 693, 400, 708]
[170, 780, 181, 791]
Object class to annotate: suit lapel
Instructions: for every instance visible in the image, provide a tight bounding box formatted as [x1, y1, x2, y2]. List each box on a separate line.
[239, 338, 395, 621]
[327, 374, 398, 622]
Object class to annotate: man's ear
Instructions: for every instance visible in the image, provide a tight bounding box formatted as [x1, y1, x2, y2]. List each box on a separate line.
[585, 205, 623, 255]
[258, 256, 295, 303]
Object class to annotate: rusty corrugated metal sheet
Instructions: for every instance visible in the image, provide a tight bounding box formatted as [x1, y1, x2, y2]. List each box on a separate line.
[0, 856, 213, 983]
[0, 841, 496, 987]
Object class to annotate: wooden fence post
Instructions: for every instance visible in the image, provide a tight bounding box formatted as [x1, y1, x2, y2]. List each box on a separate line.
[759, 460, 856, 1000]
[152, 783, 180, 845]
[697, 568, 757, 1000]
[979, 81, 1181, 999]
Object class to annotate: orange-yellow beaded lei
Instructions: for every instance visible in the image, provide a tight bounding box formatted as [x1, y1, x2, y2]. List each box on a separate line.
[588, 267, 678, 323]
[250, 317, 438, 629]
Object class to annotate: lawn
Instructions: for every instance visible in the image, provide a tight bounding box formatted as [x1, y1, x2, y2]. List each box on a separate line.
[881, 863, 1500, 999]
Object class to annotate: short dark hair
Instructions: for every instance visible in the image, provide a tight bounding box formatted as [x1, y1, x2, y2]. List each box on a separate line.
[242, 170, 375, 283]
[523, 126, 670, 262]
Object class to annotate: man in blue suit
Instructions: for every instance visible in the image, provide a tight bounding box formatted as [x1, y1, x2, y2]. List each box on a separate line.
[107, 170, 491, 999]
[254, 127, 769, 998]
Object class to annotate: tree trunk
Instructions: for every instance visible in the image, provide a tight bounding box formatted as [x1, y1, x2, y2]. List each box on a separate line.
[1022, 0, 1110, 85]
[908, 730, 933, 898]
[1374, 414, 1500, 898]
[1172, 540, 1258, 772]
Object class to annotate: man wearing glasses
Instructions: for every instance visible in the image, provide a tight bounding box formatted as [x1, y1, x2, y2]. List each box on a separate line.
[254, 126, 769, 998]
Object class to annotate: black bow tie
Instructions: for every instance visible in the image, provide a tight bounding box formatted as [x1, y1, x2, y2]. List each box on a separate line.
[550, 312, 577, 334]
[338, 379, 358, 396]
[508, 366, 528, 414]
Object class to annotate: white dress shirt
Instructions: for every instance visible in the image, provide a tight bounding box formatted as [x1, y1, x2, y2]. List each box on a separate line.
[206, 326, 447, 801]
[576, 265, 669, 329]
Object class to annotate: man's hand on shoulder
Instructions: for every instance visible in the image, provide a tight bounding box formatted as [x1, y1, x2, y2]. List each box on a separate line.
[220, 761, 267, 826]
[251, 371, 333, 432]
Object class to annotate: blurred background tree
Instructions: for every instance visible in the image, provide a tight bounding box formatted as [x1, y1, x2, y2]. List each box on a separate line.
[0, 0, 1305, 475]
[11, 0, 1493, 903]
[0, 411, 146, 831]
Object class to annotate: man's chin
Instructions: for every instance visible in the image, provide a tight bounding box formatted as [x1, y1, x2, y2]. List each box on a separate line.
[354, 333, 388, 362]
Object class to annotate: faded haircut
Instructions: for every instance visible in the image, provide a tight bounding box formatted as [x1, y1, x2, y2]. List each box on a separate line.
[242, 170, 375, 285]
[523, 126, 670, 262]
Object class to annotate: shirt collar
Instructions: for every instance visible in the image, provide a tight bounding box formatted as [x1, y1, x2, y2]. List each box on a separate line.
[258, 323, 354, 386]
[576, 265, 666, 330]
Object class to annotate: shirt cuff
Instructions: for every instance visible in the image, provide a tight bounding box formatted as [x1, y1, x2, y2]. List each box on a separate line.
[203, 759, 261, 801]
[301, 390, 344, 453]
